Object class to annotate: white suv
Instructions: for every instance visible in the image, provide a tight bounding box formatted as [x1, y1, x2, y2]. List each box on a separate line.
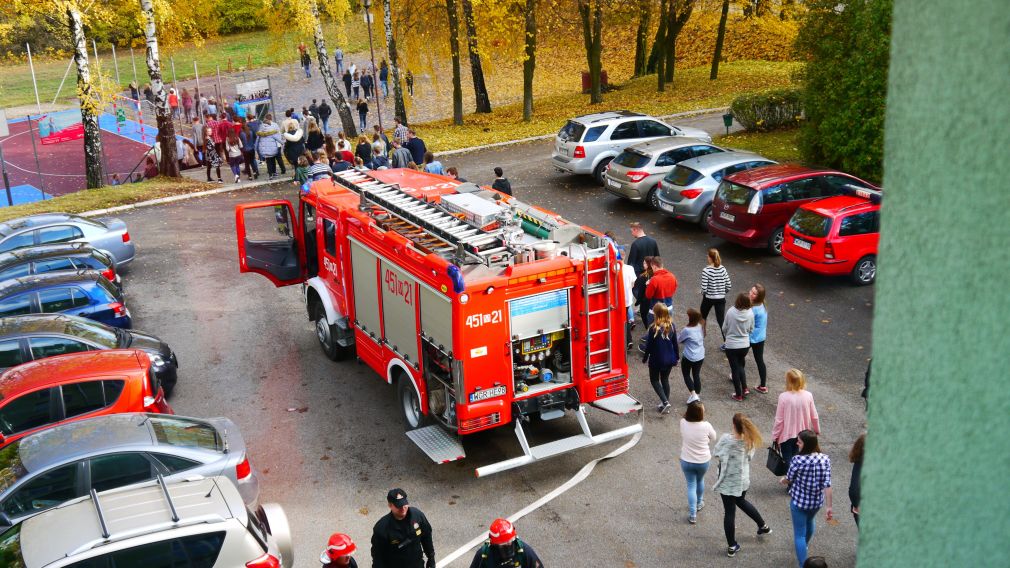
[0, 476, 293, 568]
[551, 110, 712, 184]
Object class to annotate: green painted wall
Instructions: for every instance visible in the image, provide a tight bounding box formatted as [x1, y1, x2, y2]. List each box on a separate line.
[860, 0, 1010, 565]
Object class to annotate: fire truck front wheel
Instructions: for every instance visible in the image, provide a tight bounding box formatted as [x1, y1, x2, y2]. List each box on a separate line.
[397, 375, 429, 429]
[312, 301, 349, 361]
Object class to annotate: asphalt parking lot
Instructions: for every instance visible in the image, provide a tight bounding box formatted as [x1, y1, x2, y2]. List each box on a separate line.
[123, 115, 869, 567]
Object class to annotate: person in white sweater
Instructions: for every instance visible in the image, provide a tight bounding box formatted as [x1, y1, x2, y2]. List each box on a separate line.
[679, 402, 717, 524]
[723, 293, 755, 401]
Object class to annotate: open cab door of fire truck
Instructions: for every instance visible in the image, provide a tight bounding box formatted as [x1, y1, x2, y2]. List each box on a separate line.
[235, 200, 305, 287]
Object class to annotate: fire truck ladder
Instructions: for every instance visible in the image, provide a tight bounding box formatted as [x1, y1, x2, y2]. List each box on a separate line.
[332, 170, 509, 266]
[581, 244, 614, 377]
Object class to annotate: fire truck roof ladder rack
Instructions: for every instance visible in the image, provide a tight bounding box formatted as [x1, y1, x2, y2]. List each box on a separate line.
[332, 170, 510, 267]
[580, 244, 614, 377]
[474, 404, 642, 477]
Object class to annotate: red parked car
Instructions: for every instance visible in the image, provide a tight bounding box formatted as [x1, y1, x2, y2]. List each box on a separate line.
[0, 349, 172, 448]
[782, 187, 882, 285]
[707, 164, 879, 254]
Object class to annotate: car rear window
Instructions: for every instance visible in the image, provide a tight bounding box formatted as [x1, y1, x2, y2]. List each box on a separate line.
[95, 277, 122, 301]
[557, 121, 586, 143]
[717, 181, 756, 206]
[0, 523, 25, 568]
[0, 441, 30, 494]
[614, 151, 650, 168]
[789, 209, 832, 238]
[151, 417, 222, 452]
[665, 165, 703, 187]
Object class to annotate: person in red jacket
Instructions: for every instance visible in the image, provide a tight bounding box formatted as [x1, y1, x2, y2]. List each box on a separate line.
[645, 256, 678, 322]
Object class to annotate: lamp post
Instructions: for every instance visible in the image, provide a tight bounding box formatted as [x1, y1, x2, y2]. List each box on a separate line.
[362, 0, 384, 134]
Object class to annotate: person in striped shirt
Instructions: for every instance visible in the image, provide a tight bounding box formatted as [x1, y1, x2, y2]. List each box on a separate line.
[308, 150, 334, 182]
[700, 248, 732, 339]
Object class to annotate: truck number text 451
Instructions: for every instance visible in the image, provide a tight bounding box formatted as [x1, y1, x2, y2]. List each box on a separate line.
[466, 310, 503, 329]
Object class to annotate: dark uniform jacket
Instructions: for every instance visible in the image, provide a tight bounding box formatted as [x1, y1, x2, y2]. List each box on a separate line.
[371, 507, 435, 568]
[467, 539, 543, 568]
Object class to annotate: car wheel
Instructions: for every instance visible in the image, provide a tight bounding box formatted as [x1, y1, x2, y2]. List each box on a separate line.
[397, 374, 427, 430]
[311, 301, 340, 361]
[593, 158, 613, 185]
[851, 255, 877, 285]
[646, 185, 661, 210]
[700, 205, 713, 229]
[768, 227, 785, 255]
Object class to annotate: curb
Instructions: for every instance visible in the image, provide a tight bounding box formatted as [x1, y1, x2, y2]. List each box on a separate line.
[77, 106, 730, 217]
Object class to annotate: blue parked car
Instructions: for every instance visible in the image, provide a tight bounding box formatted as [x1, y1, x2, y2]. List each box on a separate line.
[0, 270, 131, 328]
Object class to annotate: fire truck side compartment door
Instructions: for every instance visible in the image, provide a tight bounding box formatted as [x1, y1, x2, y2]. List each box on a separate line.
[420, 285, 452, 353]
[235, 201, 305, 287]
[349, 240, 382, 338]
[380, 260, 419, 364]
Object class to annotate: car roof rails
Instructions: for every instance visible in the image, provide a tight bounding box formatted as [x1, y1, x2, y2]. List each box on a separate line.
[841, 184, 882, 204]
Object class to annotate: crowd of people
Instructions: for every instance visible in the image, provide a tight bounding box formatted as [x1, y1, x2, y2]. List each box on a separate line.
[616, 222, 863, 567]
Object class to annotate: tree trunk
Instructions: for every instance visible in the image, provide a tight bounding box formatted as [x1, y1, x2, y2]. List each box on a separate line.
[383, 0, 408, 124]
[445, 0, 464, 125]
[578, 0, 603, 104]
[710, 0, 730, 80]
[67, 5, 104, 189]
[666, 0, 695, 86]
[656, 0, 667, 91]
[646, 16, 664, 73]
[633, 0, 651, 77]
[522, 0, 537, 122]
[139, 0, 179, 178]
[311, 1, 356, 137]
[461, 0, 491, 113]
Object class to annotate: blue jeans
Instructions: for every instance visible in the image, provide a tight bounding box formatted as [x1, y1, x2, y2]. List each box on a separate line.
[790, 502, 819, 567]
[680, 460, 709, 517]
[381, 80, 389, 96]
[303, 64, 311, 78]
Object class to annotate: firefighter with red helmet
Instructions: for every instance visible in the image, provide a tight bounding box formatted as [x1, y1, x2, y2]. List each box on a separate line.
[468, 518, 543, 568]
[319, 533, 358, 567]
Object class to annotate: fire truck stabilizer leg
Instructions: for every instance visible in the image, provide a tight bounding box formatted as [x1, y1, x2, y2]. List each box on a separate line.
[474, 405, 643, 478]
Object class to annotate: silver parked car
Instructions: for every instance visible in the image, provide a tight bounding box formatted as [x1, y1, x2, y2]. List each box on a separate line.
[656, 152, 777, 226]
[0, 213, 135, 267]
[551, 110, 712, 184]
[603, 138, 727, 208]
[0, 413, 259, 529]
[0, 476, 293, 567]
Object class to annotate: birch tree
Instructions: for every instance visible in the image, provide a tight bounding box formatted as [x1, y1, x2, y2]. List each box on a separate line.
[382, 0, 408, 124]
[139, 0, 178, 177]
[68, 5, 105, 188]
[310, 1, 357, 136]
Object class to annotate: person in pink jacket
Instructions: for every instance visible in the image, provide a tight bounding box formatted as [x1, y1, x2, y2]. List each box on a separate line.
[772, 369, 820, 466]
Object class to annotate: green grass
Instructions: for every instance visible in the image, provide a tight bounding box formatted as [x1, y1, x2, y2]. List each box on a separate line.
[0, 177, 215, 222]
[0, 24, 371, 110]
[415, 61, 801, 153]
[715, 126, 801, 163]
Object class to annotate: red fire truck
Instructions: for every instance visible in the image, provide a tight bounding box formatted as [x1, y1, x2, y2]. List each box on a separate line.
[235, 168, 641, 476]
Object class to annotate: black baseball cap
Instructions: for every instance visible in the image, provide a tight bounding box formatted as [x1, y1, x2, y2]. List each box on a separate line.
[387, 488, 409, 507]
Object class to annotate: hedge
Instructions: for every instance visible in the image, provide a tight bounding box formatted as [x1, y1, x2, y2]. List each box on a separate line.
[730, 88, 803, 131]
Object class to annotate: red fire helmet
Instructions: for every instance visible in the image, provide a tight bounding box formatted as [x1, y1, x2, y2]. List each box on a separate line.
[320, 533, 356, 564]
[488, 518, 516, 546]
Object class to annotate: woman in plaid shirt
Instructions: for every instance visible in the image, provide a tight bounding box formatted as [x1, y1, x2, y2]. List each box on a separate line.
[781, 430, 833, 567]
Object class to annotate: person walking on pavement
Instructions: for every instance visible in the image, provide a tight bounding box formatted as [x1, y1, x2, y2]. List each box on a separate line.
[748, 283, 770, 393]
[380, 60, 390, 97]
[282, 118, 306, 171]
[621, 261, 637, 350]
[423, 152, 444, 175]
[335, 47, 344, 73]
[632, 257, 654, 328]
[645, 256, 678, 316]
[343, 69, 353, 97]
[352, 72, 361, 100]
[168, 88, 179, 119]
[306, 119, 325, 152]
[181, 88, 193, 122]
[700, 248, 732, 339]
[239, 120, 259, 180]
[362, 70, 374, 100]
[848, 433, 864, 527]
[355, 134, 373, 167]
[641, 302, 679, 414]
[680, 401, 716, 524]
[320, 533, 358, 567]
[393, 117, 410, 144]
[405, 129, 428, 166]
[468, 518, 543, 568]
[318, 98, 332, 134]
[371, 488, 436, 568]
[202, 125, 223, 183]
[224, 129, 244, 184]
[772, 368, 821, 466]
[723, 293, 754, 402]
[626, 222, 660, 277]
[301, 49, 312, 79]
[390, 140, 413, 168]
[678, 308, 706, 403]
[256, 113, 286, 179]
[714, 413, 773, 558]
[406, 69, 415, 96]
[491, 167, 512, 196]
[356, 98, 369, 131]
[781, 430, 833, 568]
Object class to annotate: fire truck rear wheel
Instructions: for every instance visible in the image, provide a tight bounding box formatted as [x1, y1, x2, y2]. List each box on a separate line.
[312, 302, 341, 361]
[397, 375, 428, 429]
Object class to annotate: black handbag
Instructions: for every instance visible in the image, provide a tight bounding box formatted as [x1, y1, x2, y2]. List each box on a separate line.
[766, 443, 788, 476]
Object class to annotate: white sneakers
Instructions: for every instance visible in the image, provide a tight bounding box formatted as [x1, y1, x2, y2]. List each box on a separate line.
[687, 393, 700, 404]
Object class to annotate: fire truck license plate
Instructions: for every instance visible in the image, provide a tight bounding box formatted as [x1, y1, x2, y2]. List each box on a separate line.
[469, 385, 507, 403]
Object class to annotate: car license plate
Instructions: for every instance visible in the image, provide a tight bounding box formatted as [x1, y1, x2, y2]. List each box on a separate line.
[793, 237, 812, 250]
[469, 385, 507, 403]
[659, 202, 674, 213]
[607, 178, 621, 189]
[719, 212, 735, 222]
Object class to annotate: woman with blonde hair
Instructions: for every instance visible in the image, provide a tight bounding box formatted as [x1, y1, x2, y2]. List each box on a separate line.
[641, 302, 679, 414]
[700, 248, 732, 338]
[714, 413, 772, 557]
[772, 369, 821, 465]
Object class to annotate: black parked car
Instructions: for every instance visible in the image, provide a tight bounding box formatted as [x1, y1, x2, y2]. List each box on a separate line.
[0, 243, 121, 291]
[0, 313, 178, 395]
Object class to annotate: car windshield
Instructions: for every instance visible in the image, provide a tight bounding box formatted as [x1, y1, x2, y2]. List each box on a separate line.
[151, 417, 222, 451]
[557, 121, 586, 143]
[789, 209, 832, 238]
[665, 165, 703, 186]
[0, 523, 25, 568]
[614, 151, 650, 168]
[0, 443, 29, 496]
[717, 181, 756, 206]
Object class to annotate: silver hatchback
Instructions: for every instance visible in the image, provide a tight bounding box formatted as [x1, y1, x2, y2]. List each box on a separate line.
[655, 151, 776, 225]
[604, 138, 727, 208]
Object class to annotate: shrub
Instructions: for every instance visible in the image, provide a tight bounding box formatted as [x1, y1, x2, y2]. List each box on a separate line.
[730, 88, 803, 131]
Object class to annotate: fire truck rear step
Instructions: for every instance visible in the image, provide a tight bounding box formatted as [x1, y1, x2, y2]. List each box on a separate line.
[590, 393, 643, 415]
[406, 425, 466, 464]
[474, 404, 642, 477]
